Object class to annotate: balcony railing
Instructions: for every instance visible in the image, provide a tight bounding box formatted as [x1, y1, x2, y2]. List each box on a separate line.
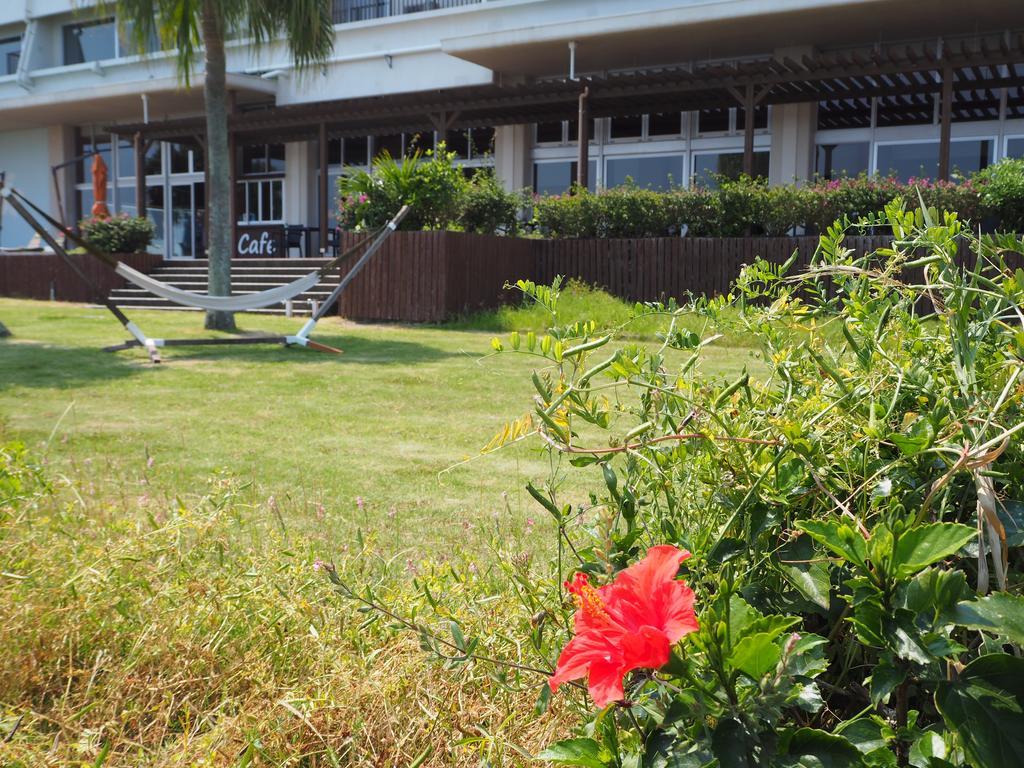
[331, 0, 482, 25]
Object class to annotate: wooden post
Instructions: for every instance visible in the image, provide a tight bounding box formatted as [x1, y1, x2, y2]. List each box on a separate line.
[938, 63, 953, 181]
[134, 132, 146, 217]
[319, 121, 328, 255]
[743, 82, 755, 177]
[576, 86, 590, 190]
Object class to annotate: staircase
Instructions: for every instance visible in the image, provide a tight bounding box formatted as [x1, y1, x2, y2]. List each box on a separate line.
[108, 258, 339, 316]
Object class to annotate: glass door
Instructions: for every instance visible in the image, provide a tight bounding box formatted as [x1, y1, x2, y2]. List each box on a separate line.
[168, 181, 206, 259]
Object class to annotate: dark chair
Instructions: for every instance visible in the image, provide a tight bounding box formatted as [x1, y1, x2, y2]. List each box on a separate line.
[284, 226, 305, 258]
[324, 227, 342, 258]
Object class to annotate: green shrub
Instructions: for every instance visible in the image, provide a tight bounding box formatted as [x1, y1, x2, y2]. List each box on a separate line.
[975, 157, 1024, 232]
[338, 144, 467, 231]
[344, 201, 1024, 767]
[79, 214, 154, 253]
[460, 169, 526, 235]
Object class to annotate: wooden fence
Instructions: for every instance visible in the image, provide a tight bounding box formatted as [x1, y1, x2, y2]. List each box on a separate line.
[332, 232, 893, 322]
[0, 252, 163, 303]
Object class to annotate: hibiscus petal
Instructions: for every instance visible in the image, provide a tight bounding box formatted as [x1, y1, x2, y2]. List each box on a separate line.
[620, 625, 671, 673]
[587, 660, 626, 708]
[548, 631, 622, 693]
[620, 545, 690, 596]
[658, 581, 700, 643]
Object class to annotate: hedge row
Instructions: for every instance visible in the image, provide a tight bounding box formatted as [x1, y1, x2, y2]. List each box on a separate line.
[533, 160, 1024, 238]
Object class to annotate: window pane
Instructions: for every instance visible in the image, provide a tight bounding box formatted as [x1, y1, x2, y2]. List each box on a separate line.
[470, 127, 495, 158]
[169, 142, 191, 174]
[327, 138, 342, 165]
[343, 137, 369, 166]
[737, 105, 768, 131]
[1008, 137, 1024, 159]
[610, 114, 643, 140]
[648, 112, 682, 137]
[534, 161, 595, 194]
[443, 130, 468, 159]
[605, 156, 684, 191]
[949, 139, 992, 175]
[144, 142, 162, 176]
[697, 107, 730, 133]
[171, 184, 193, 258]
[146, 186, 164, 253]
[117, 185, 135, 215]
[535, 122, 563, 143]
[117, 139, 135, 178]
[242, 145, 266, 175]
[373, 133, 403, 159]
[876, 142, 939, 180]
[406, 131, 434, 154]
[566, 119, 595, 144]
[247, 183, 259, 222]
[534, 162, 573, 195]
[815, 142, 870, 179]
[63, 19, 116, 65]
[0, 37, 20, 76]
[267, 143, 285, 173]
[693, 151, 768, 188]
[77, 136, 112, 184]
[271, 180, 283, 221]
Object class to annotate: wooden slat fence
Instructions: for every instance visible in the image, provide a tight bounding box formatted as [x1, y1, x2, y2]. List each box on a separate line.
[0, 252, 163, 303]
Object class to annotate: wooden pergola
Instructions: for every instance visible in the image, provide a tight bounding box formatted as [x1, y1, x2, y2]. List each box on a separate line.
[111, 32, 1024, 247]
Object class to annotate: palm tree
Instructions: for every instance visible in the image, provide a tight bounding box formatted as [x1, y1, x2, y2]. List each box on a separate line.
[113, 0, 334, 330]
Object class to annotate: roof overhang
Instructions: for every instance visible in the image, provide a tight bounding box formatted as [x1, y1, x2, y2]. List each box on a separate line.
[109, 33, 1024, 142]
[0, 74, 275, 131]
[441, 0, 1024, 77]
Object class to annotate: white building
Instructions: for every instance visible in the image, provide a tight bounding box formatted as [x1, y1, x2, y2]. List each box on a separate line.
[1, 0, 1023, 257]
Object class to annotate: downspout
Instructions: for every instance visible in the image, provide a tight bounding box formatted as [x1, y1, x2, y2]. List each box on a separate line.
[16, 18, 36, 90]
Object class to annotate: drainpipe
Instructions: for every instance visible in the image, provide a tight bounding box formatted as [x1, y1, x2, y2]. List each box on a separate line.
[16, 18, 36, 90]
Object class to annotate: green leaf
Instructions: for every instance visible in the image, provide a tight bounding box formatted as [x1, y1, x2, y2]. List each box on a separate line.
[780, 728, 864, 767]
[796, 520, 867, 567]
[537, 738, 608, 768]
[890, 419, 935, 456]
[891, 523, 975, 578]
[935, 654, 1024, 768]
[869, 658, 906, 706]
[953, 593, 1024, 645]
[729, 631, 782, 680]
[996, 500, 1024, 547]
[711, 717, 757, 768]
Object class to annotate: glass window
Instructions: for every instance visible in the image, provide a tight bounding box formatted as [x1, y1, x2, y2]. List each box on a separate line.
[0, 36, 20, 76]
[698, 107, 730, 134]
[442, 130, 468, 159]
[117, 139, 134, 178]
[169, 142, 191, 174]
[240, 144, 284, 175]
[567, 119, 596, 144]
[117, 185, 135, 215]
[737, 105, 768, 131]
[1007, 137, 1024, 159]
[605, 156, 684, 191]
[327, 138, 342, 166]
[470, 127, 495, 158]
[63, 19, 117, 65]
[535, 122, 563, 144]
[815, 142, 870, 179]
[374, 133, 403, 159]
[144, 142, 162, 176]
[609, 114, 643, 140]
[533, 161, 596, 195]
[76, 135, 112, 184]
[692, 151, 769, 187]
[649, 112, 682, 137]
[236, 179, 284, 223]
[267, 143, 284, 173]
[146, 185, 164, 253]
[343, 137, 368, 167]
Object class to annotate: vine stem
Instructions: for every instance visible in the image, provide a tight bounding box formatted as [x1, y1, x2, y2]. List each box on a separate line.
[536, 428, 780, 456]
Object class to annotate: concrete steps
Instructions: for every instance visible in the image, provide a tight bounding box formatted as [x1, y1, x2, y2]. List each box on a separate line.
[108, 258, 339, 315]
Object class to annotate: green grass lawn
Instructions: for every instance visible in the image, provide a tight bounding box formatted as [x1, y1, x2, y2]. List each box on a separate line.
[0, 298, 757, 553]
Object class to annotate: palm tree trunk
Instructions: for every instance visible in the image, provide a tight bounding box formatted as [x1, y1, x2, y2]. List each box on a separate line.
[202, 0, 236, 331]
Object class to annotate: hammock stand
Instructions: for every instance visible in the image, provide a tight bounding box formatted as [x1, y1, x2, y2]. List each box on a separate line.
[0, 180, 408, 363]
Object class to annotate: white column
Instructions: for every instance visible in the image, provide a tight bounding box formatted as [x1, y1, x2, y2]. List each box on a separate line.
[769, 103, 817, 186]
[284, 141, 313, 228]
[494, 124, 532, 191]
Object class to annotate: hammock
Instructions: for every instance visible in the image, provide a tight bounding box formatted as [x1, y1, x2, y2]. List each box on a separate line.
[0, 179, 408, 362]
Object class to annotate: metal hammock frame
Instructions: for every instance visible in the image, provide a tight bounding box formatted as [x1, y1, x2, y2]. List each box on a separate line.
[0, 179, 407, 363]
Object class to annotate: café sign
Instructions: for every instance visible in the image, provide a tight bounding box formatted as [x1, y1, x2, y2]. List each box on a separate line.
[235, 226, 283, 258]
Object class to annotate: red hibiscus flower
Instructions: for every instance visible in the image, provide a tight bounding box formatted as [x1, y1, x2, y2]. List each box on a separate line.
[548, 545, 698, 708]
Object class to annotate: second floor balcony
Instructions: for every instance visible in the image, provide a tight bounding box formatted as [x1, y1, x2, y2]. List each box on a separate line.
[331, 0, 483, 25]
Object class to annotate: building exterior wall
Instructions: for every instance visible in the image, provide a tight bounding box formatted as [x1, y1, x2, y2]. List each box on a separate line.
[0, 128, 52, 248]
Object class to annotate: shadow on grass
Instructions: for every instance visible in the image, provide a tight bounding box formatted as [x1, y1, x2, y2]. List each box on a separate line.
[121, 333, 464, 366]
[0, 339, 144, 391]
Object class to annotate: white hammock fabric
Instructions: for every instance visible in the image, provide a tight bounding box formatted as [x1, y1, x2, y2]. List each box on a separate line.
[114, 262, 324, 312]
